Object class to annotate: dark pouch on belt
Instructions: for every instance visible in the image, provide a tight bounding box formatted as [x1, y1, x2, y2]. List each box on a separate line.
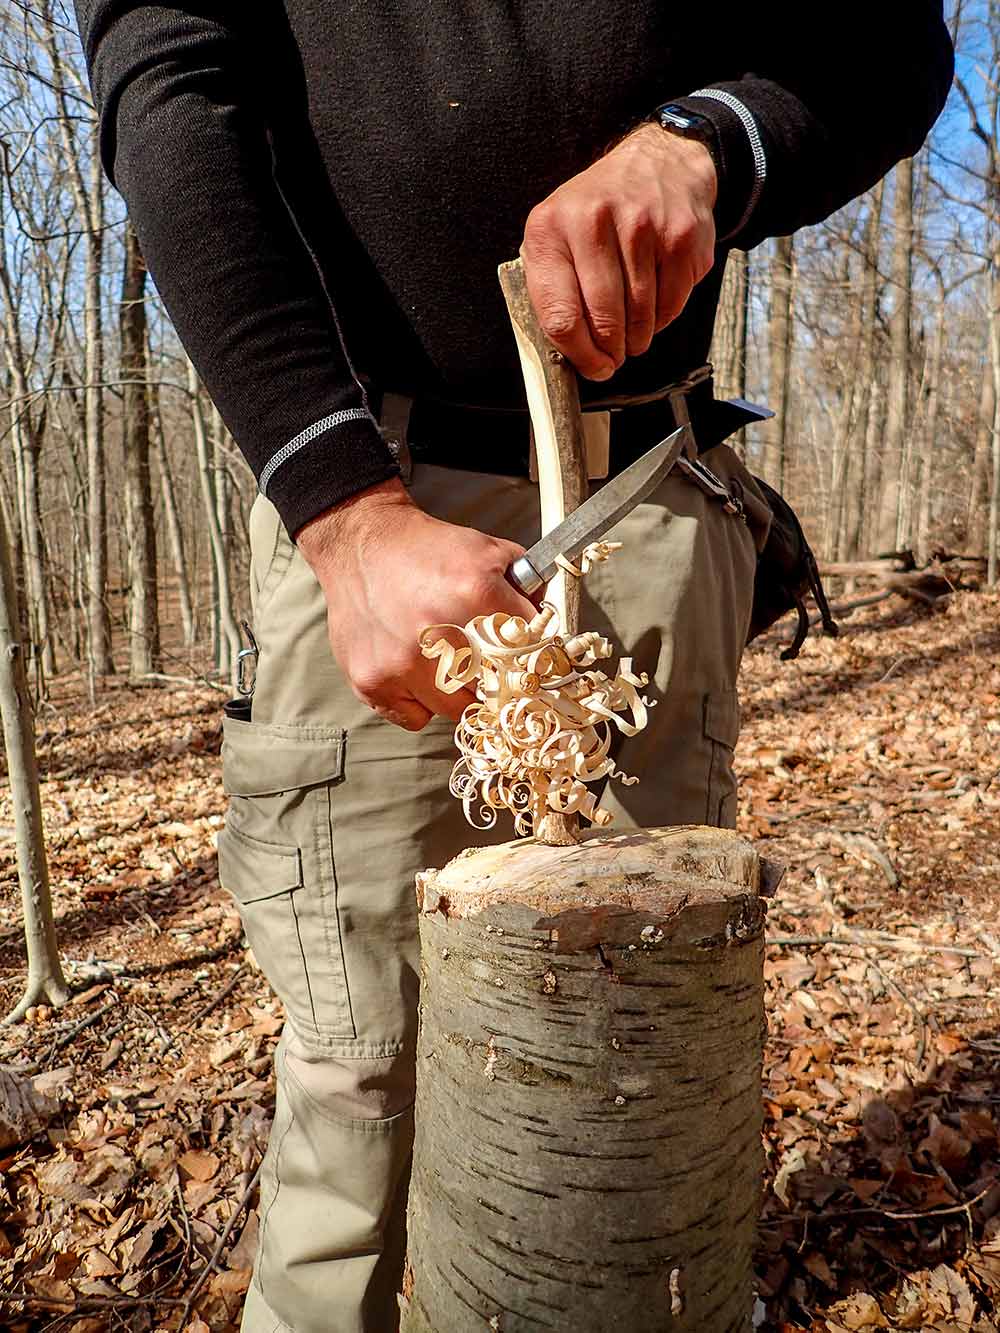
[746, 476, 839, 660]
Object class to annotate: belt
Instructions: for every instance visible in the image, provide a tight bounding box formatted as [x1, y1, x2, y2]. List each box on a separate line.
[369, 367, 772, 483]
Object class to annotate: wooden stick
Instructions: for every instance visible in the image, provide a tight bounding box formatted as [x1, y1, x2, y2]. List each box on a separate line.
[497, 259, 589, 639]
[498, 258, 589, 845]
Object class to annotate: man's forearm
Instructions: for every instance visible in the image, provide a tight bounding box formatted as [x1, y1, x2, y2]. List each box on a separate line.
[74, 0, 399, 538]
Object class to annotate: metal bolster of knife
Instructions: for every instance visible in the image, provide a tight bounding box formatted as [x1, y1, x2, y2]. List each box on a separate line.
[509, 554, 544, 597]
[506, 424, 691, 600]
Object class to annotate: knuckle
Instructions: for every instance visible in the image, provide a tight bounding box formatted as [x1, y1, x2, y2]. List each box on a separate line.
[621, 205, 654, 240]
[585, 199, 614, 234]
[589, 313, 623, 346]
[626, 278, 655, 312]
[524, 200, 559, 245]
[667, 211, 698, 250]
[540, 302, 581, 342]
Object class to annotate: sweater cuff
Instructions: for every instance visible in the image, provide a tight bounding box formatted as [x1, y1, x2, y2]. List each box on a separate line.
[669, 89, 767, 243]
[260, 409, 401, 538]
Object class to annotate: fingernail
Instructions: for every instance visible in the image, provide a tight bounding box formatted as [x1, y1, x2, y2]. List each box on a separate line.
[592, 364, 615, 381]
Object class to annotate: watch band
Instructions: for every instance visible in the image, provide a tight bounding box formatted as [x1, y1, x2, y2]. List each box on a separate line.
[651, 103, 722, 174]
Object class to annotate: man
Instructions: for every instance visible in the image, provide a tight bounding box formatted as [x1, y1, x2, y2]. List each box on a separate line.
[74, 5, 952, 1330]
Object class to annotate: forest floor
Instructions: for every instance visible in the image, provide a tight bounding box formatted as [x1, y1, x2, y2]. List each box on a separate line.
[0, 589, 998, 1333]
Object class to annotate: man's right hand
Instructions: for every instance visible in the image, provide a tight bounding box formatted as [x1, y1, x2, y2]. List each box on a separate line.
[297, 479, 538, 731]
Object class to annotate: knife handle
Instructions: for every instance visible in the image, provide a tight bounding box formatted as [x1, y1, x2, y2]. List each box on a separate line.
[507, 554, 544, 598]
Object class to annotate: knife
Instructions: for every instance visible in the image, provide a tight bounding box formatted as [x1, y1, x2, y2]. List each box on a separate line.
[507, 423, 691, 598]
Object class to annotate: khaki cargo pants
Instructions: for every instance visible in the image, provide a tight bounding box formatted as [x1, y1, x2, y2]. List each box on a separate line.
[218, 445, 761, 1333]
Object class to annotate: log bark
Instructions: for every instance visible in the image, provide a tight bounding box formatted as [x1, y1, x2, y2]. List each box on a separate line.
[401, 826, 766, 1333]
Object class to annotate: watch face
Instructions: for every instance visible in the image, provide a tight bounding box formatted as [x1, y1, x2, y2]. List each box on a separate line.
[657, 105, 712, 144]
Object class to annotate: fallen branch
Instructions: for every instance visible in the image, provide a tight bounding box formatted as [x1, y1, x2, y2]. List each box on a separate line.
[134, 671, 228, 693]
[767, 931, 985, 959]
[0, 1291, 184, 1310]
[828, 831, 900, 889]
[46, 997, 119, 1059]
[159, 962, 248, 1054]
[178, 1162, 262, 1326]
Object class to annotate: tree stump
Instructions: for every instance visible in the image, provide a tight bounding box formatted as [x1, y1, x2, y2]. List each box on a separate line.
[400, 825, 767, 1333]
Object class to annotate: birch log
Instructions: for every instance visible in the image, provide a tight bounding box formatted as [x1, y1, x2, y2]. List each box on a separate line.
[400, 825, 766, 1333]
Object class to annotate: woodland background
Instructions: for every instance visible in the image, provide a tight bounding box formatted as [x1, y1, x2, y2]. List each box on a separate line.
[0, 2, 998, 688]
[2, 3, 1000, 1333]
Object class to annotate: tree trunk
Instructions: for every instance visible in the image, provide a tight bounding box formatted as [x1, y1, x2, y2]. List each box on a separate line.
[0, 246, 54, 679]
[401, 826, 767, 1333]
[120, 221, 160, 678]
[916, 290, 946, 560]
[967, 358, 994, 553]
[842, 185, 884, 561]
[989, 250, 1000, 584]
[712, 251, 749, 401]
[875, 159, 914, 553]
[762, 235, 794, 490]
[188, 360, 241, 679]
[826, 250, 863, 558]
[148, 343, 195, 648]
[84, 143, 113, 679]
[0, 496, 69, 1024]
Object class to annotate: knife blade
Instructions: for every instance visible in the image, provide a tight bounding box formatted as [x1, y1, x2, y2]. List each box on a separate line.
[508, 424, 691, 597]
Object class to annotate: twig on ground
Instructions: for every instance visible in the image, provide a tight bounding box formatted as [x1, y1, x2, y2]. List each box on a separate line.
[828, 831, 900, 889]
[135, 671, 228, 692]
[877, 654, 917, 684]
[0, 1291, 185, 1310]
[760, 1181, 996, 1230]
[43, 997, 120, 1066]
[160, 962, 247, 1054]
[767, 931, 985, 959]
[178, 1162, 262, 1326]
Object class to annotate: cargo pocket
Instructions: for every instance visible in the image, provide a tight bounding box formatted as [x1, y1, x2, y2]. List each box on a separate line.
[704, 688, 740, 829]
[218, 716, 355, 1042]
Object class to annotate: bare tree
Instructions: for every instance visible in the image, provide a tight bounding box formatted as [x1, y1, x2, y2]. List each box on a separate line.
[762, 235, 794, 491]
[188, 361, 241, 679]
[120, 220, 160, 676]
[0, 496, 68, 1024]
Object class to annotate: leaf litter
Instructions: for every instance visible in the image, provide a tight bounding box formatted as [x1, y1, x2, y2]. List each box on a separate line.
[0, 591, 996, 1330]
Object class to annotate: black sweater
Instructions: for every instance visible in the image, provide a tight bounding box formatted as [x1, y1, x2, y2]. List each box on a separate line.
[75, 2, 953, 536]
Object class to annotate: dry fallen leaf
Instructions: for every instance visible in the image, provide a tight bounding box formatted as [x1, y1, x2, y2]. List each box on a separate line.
[178, 1148, 221, 1182]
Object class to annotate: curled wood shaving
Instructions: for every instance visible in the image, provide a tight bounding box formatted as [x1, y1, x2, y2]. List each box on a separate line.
[420, 545, 652, 836]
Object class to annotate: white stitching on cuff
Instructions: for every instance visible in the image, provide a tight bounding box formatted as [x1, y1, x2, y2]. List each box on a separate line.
[258, 407, 374, 496]
[688, 88, 767, 239]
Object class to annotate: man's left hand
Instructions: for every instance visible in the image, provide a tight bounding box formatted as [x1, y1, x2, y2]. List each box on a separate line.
[520, 123, 717, 381]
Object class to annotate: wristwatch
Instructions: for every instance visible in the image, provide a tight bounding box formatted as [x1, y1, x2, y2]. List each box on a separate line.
[650, 103, 722, 174]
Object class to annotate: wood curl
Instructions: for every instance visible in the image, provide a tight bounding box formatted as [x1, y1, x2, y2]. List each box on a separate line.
[419, 544, 652, 838]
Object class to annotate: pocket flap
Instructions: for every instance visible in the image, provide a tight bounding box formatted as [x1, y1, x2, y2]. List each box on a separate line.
[704, 689, 740, 749]
[217, 823, 302, 903]
[222, 717, 346, 795]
